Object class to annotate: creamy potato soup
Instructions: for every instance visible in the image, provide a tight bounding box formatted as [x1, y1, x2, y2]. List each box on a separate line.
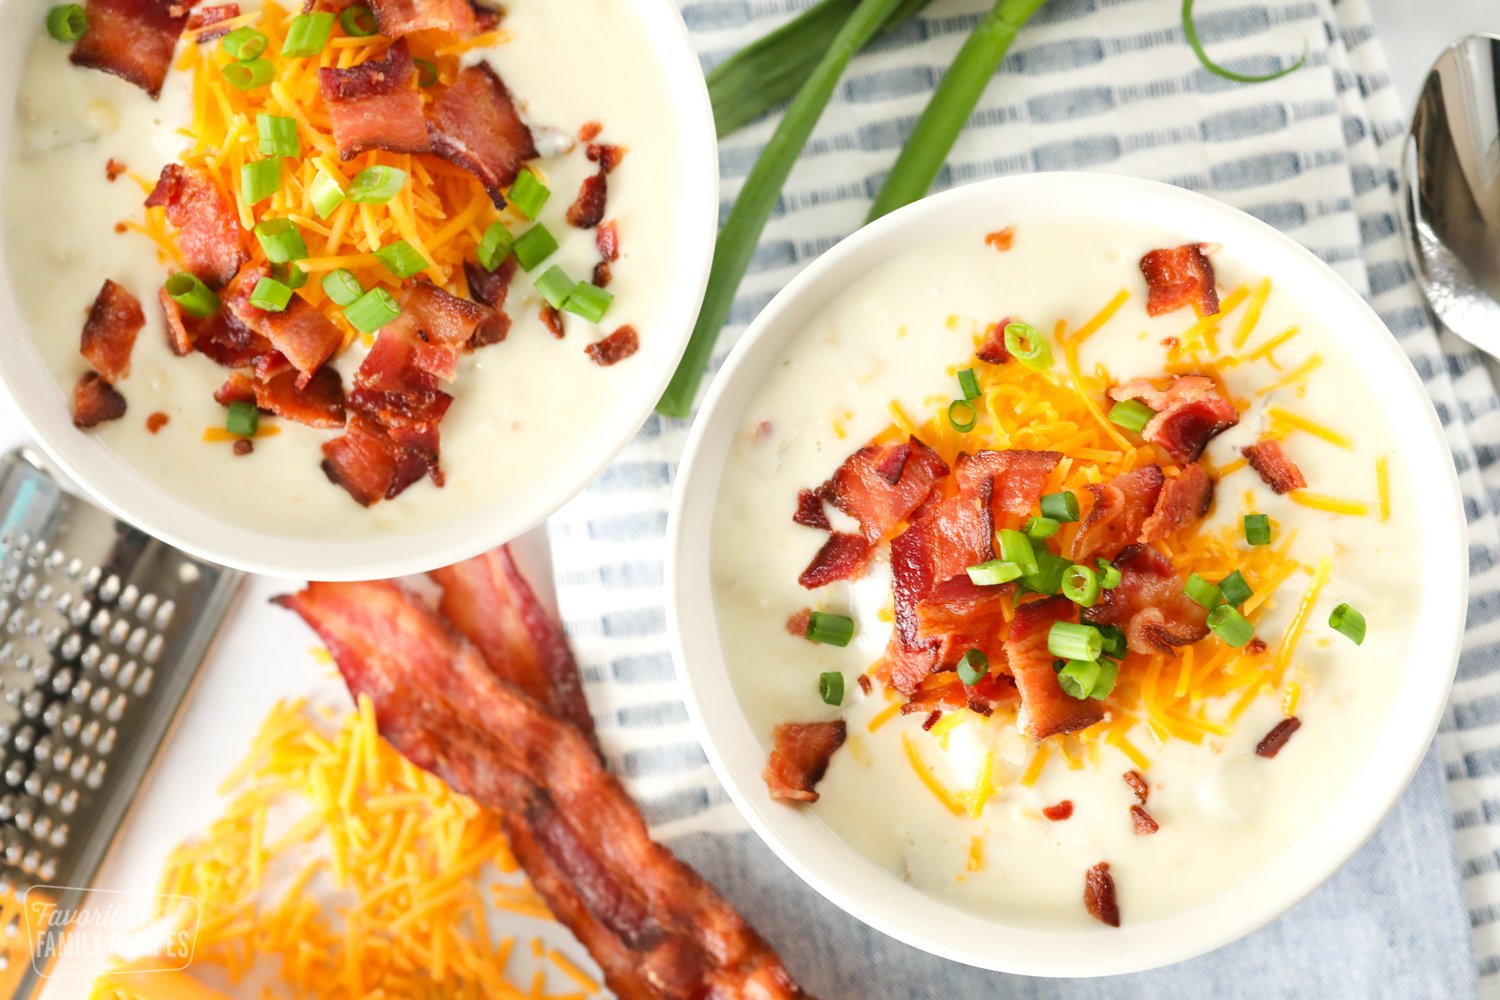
[711, 221, 1418, 928]
[5, 0, 679, 539]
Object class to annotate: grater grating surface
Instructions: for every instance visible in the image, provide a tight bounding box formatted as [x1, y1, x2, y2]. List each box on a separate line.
[0, 448, 242, 997]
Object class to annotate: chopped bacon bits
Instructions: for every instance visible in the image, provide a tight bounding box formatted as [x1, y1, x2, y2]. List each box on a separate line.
[1243, 438, 1306, 494]
[1070, 464, 1165, 562]
[232, 438, 254, 456]
[539, 304, 565, 339]
[1109, 375, 1239, 463]
[1246, 637, 1268, 656]
[578, 121, 603, 143]
[793, 489, 831, 530]
[785, 608, 812, 638]
[566, 170, 608, 230]
[586, 142, 625, 172]
[145, 411, 169, 433]
[105, 158, 128, 181]
[815, 438, 948, 544]
[921, 710, 942, 731]
[1085, 862, 1120, 927]
[1255, 717, 1301, 758]
[1006, 595, 1105, 740]
[80, 279, 144, 383]
[764, 721, 846, 803]
[1083, 544, 1209, 653]
[1043, 800, 1074, 821]
[976, 318, 1012, 365]
[317, 39, 430, 161]
[984, 227, 1015, 251]
[591, 261, 612, 288]
[70, 0, 191, 98]
[1140, 243, 1219, 317]
[223, 263, 342, 381]
[585, 325, 639, 367]
[1140, 463, 1214, 543]
[463, 258, 516, 347]
[427, 63, 539, 206]
[73, 372, 127, 429]
[145, 164, 247, 288]
[367, 0, 478, 36]
[186, 3, 240, 41]
[1130, 805, 1159, 835]
[798, 532, 872, 590]
[1123, 770, 1149, 804]
[857, 674, 873, 696]
[596, 220, 620, 262]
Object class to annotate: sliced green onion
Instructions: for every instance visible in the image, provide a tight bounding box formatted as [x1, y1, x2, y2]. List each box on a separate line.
[221, 26, 267, 61]
[1056, 658, 1101, 700]
[966, 559, 1022, 587]
[1061, 564, 1101, 608]
[1089, 656, 1119, 700]
[1108, 398, 1155, 433]
[1243, 513, 1272, 546]
[512, 224, 558, 271]
[226, 400, 258, 437]
[1184, 573, 1223, 610]
[948, 399, 977, 433]
[343, 287, 400, 333]
[1097, 624, 1127, 659]
[223, 58, 274, 91]
[957, 649, 989, 687]
[1024, 515, 1059, 540]
[253, 218, 308, 263]
[1021, 549, 1072, 597]
[338, 4, 377, 36]
[506, 169, 550, 220]
[46, 4, 88, 42]
[280, 12, 334, 57]
[477, 222, 514, 271]
[806, 611, 854, 647]
[1048, 621, 1102, 663]
[414, 58, 438, 87]
[1002, 321, 1051, 370]
[308, 168, 345, 219]
[1218, 570, 1252, 608]
[957, 368, 980, 401]
[256, 114, 300, 157]
[375, 239, 429, 279]
[164, 272, 219, 318]
[1329, 603, 1366, 645]
[997, 529, 1038, 577]
[1183, 0, 1307, 84]
[241, 158, 281, 206]
[564, 282, 614, 323]
[1207, 604, 1254, 647]
[1096, 558, 1122, 590]
[271, 262, 308, 290]
[818, 671, 845, 706]
[347, 165, 407, 205]
[1040, 491, 1079, 523]
[534, 266, 575, 310]
[248, 276, 293, 313]
[321, 269, 363, 307]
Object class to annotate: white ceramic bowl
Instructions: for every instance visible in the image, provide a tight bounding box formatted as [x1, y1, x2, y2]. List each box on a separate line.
[667, 173, 1466, 976]
[0, 0, 716, 580]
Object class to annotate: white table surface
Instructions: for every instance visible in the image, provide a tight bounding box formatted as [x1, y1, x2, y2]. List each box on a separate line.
[7, 0, 1495, 994]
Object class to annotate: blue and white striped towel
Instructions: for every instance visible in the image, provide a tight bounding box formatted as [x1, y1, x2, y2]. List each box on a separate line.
[549, 0, 1496, 994]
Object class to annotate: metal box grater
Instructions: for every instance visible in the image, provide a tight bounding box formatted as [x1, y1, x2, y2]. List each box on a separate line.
[0, 448, 242, 998]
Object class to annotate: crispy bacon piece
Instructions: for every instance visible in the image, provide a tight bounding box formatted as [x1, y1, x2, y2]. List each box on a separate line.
[985, 227, 1015, 252]
[1140, 244, 1219, 317]
[463, 258, 516, 347]
[1255, 717, 1301, 758]
[69, 0, 190, 98]
[1139, 463, 1214, 543]
[1070, 465, 1165, 562]
[186, 3, 239, 41]
[815, 437, 948, 543]
[797, 532, 871, 589]
[145, 165, 247, 288]
[764, 721, 845, 803]
[256, 368, 347, 428]
[223, 264, 342, 382]
[914, 577, 1011, 674]
[567, 171, 609, 230]
[1123, 770, 1149, 804]
[321, 414, 410, 506]
[79, 279, 143, 383]
[976, 319, 1011, 365]
[212, 372, 256, 407]
[955, 448, 1062, 519]
[275, 580, 809, 1000]
[233, 438, 253, 456]
[427, 64, 539, 206]
[146, 411, 169, 433]
[72, 372, 126, 429]
[1085, 862, 1120, 927]
[384, 280, 492, 380]
[785, 609, 813, 638]
[1043, 800, 1073, 821]
[158, 288, 197, 357]
[900, 669, 1011, 719]
[1109, 375, 1239, 463]
[587, 143, 626, 172]
[597, 221, 620, 262]
[586, 326, 639, 367]
[318, 40, 431, 160]
[1006, 596, 1105, 741]
[194, 312, 272, 368]
[367, 0, 478, 36]
[540, 304, 565, 338]
[1246, 636, 1268, 656]
[1082, 544, 1208, 653]
[105, 158, 128, 181]
[793, 489, 831, 530]
[1131, 805, 1159, 835]
[1243, 438, 1306, 494]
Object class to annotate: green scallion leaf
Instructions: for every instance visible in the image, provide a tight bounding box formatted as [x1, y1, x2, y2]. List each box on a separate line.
[512, 224, 558, 271]
[1218, 570, 1252, 607]
[1182, 0, 1307, 84]
[281, 12, 334, 57]
[818, 671, 845, 706]
[1024, 515, 1059, 540]
[1061, 564, 1101, 608]
[957, 649, 989, 686]
[1097, 624, 1127, 659]
[343, 287, 401, 332]
[957, 368, 981, 401]
[1020, 548, 1071, 597]
[1207, 604, 1254, 647]
[225, 400, 259, 437]
[338, 4, 377, 36]
[948, 399, 977, 433]
[223, 57, 274, 91]
[1056, 658, 1101, 700]
[253, 218, 308, 263]
[375, 239, 429, 279]
[1243, 513, 1272, 546]
[1089, 656, 1119, 700]
[256, 114, 300, 157]
[46, 4, 88, 42]
[1040, 490, 1079, 523]
[1328, 603, 1365, 645]
[271, 262, 308, 290]
[1184, 572, 1223, 610]
[248, 276, 293, 313]
[414, 58, 439, 87]
[563, 282, 613, 324]
[966, 559, 1022, 587]
[1096, 558, 1121, 590]
[347, 165, 406, 205]
[806, 611, 854, 647]
[164, 272, 219, 318]
[241, 158, 281, 206]
[221, 26, 267, 61]
[308, 168, 345, 219]
[477, 222, 514, 271]
[1108, 398, 1155, 433]
[997, 529, 1039, 577]
[506, 169, 550, 220]
[1002, 321, 1051, 370]
[321, 269, 363, 307]
[1047, 621, 1102, 663]
[534, 266, 575, 310]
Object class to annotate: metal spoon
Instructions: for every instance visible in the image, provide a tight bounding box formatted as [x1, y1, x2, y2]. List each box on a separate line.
[1400, 33, 1500, 358]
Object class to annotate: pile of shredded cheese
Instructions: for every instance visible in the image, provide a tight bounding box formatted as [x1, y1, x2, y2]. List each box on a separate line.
[89, 696, 600, 1000]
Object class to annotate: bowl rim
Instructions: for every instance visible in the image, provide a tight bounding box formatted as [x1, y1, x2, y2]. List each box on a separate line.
[0, 0, 718, 581]
[666, 171, 1467, 977]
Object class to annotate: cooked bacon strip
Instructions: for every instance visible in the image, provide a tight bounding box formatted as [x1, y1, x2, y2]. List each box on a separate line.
[900, 669, 1012, 718]
[1082, 544, 1209, 653]
[383, 279, 492, 380]
[586, 326, 639, 367]
[588, 143, 626, 172]
[194, 311, 272, 368]
[72, 372, 126, 429]
[1043, 800, 1073, 821]
[567, 170, 609, 230]
[797, 532, 871, 589]
[540, 304, 565, 338]
[793, 489, 831, 530]
[1255, 717, 1301, 758]
[1243, 438, 1306, 494]
[1130, 804, 1159, 835]
[256, 367, 346, 428]
[158, 288, 197, 357]
[1005, 596, 1105, 740]
[146, 412, 169, 433]
[367, 0, 478, 36]
[1139, 244, 1219, 317]
[975, 319, 1011, 365]
[1109, 375, 1239, 463]
[427, 63, 539, 206]
[954, 448, 1062, 519]
[764, 721, 845, 803]
[212, 372, 256, 407]
[80, 279, 143, 383]
[321, 414, 414, 506]
[431, 546, 597, 750]
[186, 3, 239, 41]
[815, 437, 948, 543]
[1123, 770, 1149, 804]
[223, 264, 342, 382]
[1140, 463, 1214, 543]
[1085, 862, 1120, 927]
[275, 580, 809, 1000]
[463, 258, 516, 346]
[347, 329, 454, 429]
[914, 576, 1010, 672]
[597, 220, 620, 262]
[70, 0, 190, 98]
[318, 40, 431, 160]
[1069, 465, 1164, 562]
[145, 165, 247, 288]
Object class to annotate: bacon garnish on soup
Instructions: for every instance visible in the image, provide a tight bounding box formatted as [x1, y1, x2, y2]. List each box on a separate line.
[1109, 375, 1239, 463]
[1243, 438, 1306, 494]
[1139, 243, 1219, 317]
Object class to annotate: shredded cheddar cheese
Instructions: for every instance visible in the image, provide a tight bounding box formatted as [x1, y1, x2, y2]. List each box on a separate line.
[1376, 455, 1391, 522]
[902, 735, 967, 816]
[1288, 491, 1370, 517]
[1266, 405, 1352, 450]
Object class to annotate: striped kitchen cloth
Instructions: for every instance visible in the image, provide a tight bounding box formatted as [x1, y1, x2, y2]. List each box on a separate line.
[548, 0, 1496, 994]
